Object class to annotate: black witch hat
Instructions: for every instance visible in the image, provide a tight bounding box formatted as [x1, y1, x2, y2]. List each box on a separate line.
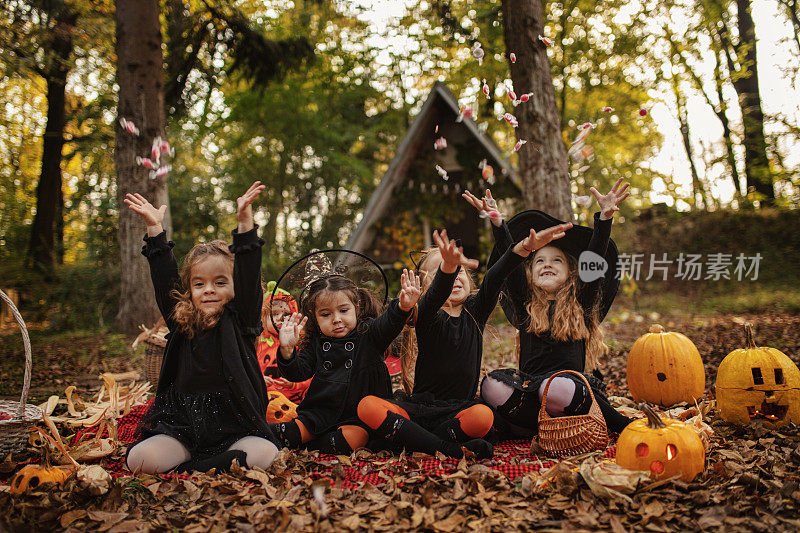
[487, 210, 620, 324]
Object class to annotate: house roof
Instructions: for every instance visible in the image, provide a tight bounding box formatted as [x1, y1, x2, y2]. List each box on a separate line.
[345, 81, 517, 255]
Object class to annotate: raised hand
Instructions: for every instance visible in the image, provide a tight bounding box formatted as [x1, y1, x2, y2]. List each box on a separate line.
[123, 193, 167, 236]
[432, 229, 479, 273]
[512, 222, 574, 257]
[462, 189, 503, 226]
[398, 269, 422, 311]
[237, 181, 266, 232]
[590, 178, 630, 220]
[278, 312, 307, 359]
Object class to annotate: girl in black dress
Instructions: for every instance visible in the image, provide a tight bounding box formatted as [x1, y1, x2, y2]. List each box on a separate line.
[270, 267, 422, 454]
[124, 182, 279, 474]
[466, 181, 633, 437]
[356, 228, 545, 459]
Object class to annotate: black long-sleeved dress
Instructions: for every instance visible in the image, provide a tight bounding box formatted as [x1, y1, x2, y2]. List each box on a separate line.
[133, 227, 276, 456]
[278, 299, 411, 435]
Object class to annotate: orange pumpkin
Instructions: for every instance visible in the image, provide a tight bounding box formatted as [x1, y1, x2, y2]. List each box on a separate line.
[715, 323, 800, 428]
[616, 404, 705, 482]
[627, 324, 705, 407]
[9, 465, 71, 494]
[266, 391, 298, 423]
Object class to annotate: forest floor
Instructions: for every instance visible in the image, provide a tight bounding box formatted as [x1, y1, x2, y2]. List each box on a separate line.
[0, 310, 799, 531]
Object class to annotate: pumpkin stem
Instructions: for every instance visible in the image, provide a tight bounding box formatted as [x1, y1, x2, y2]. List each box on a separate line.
[639, 403, 667, 429]
[649, 324, 666, 334]
[744, 323, 757, 350]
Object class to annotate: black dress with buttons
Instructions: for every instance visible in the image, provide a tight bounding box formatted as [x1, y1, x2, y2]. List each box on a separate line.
[132, 227, 276, 458]
[278, 299, 411, 435]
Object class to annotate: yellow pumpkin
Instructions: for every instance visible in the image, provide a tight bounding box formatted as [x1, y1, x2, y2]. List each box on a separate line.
[715, 323, 800, 428]
[9, 465, 71, 494]
[616, 404, 705, 482]
[627, 324, 705, 407]
[266, 391, 298, 423]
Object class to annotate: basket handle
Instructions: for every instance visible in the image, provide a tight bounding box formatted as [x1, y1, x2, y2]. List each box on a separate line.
[1, 290, 32, 419]
[538, 370, 602, 421]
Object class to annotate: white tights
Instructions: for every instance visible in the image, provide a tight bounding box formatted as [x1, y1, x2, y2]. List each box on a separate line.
[126, 434, 278, 474]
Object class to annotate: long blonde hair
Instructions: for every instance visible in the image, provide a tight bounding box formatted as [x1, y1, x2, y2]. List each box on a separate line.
[524, 249, 606, 371]
[171, 240, 234, 338]
[399, 247, 478, 393]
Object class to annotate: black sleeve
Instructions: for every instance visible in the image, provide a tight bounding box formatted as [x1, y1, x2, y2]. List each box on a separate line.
[491, 221, 514, 253]
[276, 344, 317, 382]
[416, 266, 458, 323]
[366, 299, 412, 353]
[141, 231, 180, 332]
[228, 225, 265, 337]
[578, 212, 612, 310]
[493, 221, 529, 328]
[468, 247, 527, 325]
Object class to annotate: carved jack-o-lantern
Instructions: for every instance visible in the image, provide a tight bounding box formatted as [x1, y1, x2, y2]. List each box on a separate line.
[266, 391, 298, 423]
[616, 404, 705, 482]
[9, 465, 71, 494]
[715, 323, 800, 428]
[627, 324, 706, 408]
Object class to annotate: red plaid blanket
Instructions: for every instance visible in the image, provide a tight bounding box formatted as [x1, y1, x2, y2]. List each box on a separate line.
[70, 400, 617, 489]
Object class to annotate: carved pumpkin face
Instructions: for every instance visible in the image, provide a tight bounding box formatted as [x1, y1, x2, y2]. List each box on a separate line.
[627, 324, 706, 408]
[9, 465, 71, 494]
[715, 324, 800, 428]
[616, 405, 705, 482]
[266, 391, 298, 423]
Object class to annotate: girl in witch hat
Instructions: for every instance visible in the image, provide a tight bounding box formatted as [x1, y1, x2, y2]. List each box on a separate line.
[123, 182, 279, 475]
[267, 250, 422, 454]
[464, 179, 633, 437]
[356, 225, 553, 460]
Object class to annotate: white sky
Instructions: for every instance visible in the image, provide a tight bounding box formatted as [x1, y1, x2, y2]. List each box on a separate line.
[354, 0, 800, 208]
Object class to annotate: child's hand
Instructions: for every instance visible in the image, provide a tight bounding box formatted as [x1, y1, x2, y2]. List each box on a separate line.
[124, 193, 166, 237]
[590, 178, 630, 220]
[278, 312, 307, 358]
[398, 269, 422, 311]
[512, 222, 574, 257]
[433, 229, 479, 273]
[236, 181, 266, 233]
[462, 189, 503, 226]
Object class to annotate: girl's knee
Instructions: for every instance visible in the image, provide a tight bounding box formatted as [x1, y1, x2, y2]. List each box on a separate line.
[539, 377, 577, 416]
[480, 377, 514, 408]
[357, 395, 395, 430]
[246, 440, 279, 470]
[340, 425, 369, 450]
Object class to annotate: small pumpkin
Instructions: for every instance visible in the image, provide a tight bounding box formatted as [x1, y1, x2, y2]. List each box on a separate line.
[266, 391, 298, 423]
[616, 404, 705, 482]
[9, 465, 71, 494]
[715, 323, 800, 428]
[627, 324, 705, 407]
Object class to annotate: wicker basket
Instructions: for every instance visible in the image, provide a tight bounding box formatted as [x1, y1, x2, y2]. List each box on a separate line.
[536, 370, 608, 457]
[0, 289, 43, 458]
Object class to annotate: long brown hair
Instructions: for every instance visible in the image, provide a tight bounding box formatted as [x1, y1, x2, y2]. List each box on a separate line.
[399, 247, 478, 393]
[171, 240, 234, 338]
[524, 248, 606, 371]
[299, 275, 384, 338]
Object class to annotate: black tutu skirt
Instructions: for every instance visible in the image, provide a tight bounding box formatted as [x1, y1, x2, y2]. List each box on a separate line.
[133, 386, 266, 459]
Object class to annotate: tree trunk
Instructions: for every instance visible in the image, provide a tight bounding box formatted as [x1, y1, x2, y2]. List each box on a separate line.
[672, 76, 708, 209]
[714, 48, 743, 199]
[501, 0, 572, 221]
[113, 0, 171, 333]
[26, 17, 74, 273]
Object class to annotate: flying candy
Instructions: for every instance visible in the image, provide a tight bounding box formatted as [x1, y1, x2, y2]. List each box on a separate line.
[119, 118, 139, 136]
[482, 79, 490, 97]
[479, 209, 504, 220]
[149, 164, 172, 180]
[434, 137, 448, 150]
[456, 105, 475, 123]
[136, 157, 154, 169]
[603, 106, 614, 113]
[574, 195, 592, 208]
[435, 125, 439, 133]
[472, 42, 485, 65]
[578, 122, 596, 130]
[500, 112, 518, 128]
[639, 108, 647, 116]
[509, 52, 517, 63]
[505, 83, 518, 103]
[513, 139, 528, 152]
[159, 140, 172, 155]
[435, 164, 449, 181]
[539, 35, 553, 46]
[479, 159, 495, 181]
[519, 93, 532, 103]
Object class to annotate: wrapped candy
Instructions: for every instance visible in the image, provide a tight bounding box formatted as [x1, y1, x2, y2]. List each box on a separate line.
[519, 93, 532, 103]
[119, 118, 139, 136]
[500, 112, 518, 128]
[471, 42, 485, 64]
[639, 108, 647, 116]
[435, 164, 449, 181]
[456, 105, 475, 123]
[433, 137, 448, 150]
[149, 164, 172, 180]
[479, 159, 494, 181]
[509, 52, 517, 63]
[574, 195, 593, 208]
[603, 106, 614, 113]
[482, 79, 490, 97]
[136, 157, 154, 169]
[513, 139, 528, 152]
[538, 35, 553, 46]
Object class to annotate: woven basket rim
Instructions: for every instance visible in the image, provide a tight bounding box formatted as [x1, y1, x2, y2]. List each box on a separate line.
[0, 400, 42, 424]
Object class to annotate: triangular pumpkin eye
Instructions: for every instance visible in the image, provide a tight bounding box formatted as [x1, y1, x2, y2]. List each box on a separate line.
[775, 368, 784, 385]
[751, 367, 764, 385]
